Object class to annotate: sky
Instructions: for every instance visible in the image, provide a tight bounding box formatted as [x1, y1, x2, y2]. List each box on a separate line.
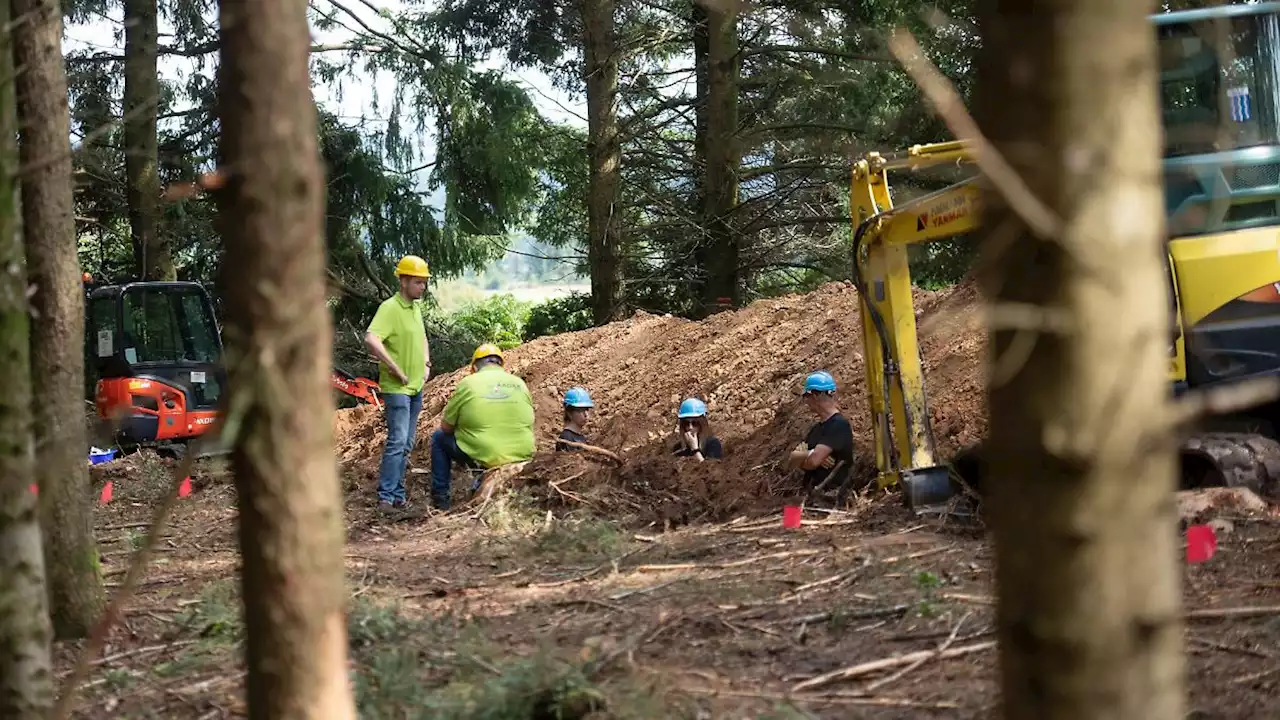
[62, 0, 587, 204]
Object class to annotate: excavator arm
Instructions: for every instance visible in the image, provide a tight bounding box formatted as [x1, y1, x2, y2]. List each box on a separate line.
[855, 133, 1280, 510]
[849, 142, 982, 511]
[332, 366, 383, 406]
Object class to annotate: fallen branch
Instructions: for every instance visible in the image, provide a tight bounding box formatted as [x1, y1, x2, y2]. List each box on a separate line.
[791, 640, 997, 693]
[791, 569, 858, 595]
[1187, 605, 1280, 620]
[609, 579, 683, 601]
[779, 604, 912, 627]
[584, 613, 677, 678]
[56, 639, 199, 678]
[633, 549, 821, 573]
[728, 517, 862, 533]
[530, 545, 651, 588]
[678, 686, 959, 709]
[941, 592, 994, 605]
[554, 438, 624, 465]
[880, 543, 954, 563]
[99, 521, 153, 531]
[548, 478, 591, 505]
[1188, 636, 1271, 659]
[863, 611, 971, 692]
[465, 461, 531, 513]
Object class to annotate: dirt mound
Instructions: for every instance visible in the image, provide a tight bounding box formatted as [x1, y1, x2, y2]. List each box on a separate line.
[333, 281, 988, 523]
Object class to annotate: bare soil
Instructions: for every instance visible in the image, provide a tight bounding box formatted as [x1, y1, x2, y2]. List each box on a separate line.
[66, 453, 1280, 719]
[336, 281, 987, 522]
[57, 284, 1280, 718]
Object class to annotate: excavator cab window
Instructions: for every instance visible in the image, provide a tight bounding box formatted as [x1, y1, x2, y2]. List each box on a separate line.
[1158, 6, 1280, 236]
[120, 286, 220, 365]
[1159, 10, 1280, 158]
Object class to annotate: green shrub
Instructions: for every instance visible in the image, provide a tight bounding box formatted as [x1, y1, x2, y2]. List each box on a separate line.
[452, 294, 530, 349]
[426, 294, 531, 373]
[523, 292, 592, 341]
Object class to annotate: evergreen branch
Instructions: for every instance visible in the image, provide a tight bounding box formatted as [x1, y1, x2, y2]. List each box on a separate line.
[11, 94, 161, 181]
[747, 122, 863, 135]
[748, 215, 850, 232]
[319, 0, 443, 66]
[65, 42, 387, 63]
[356, 247, 393, 298]
[741, 44, 894, 64]
[349, 0, 440, 59]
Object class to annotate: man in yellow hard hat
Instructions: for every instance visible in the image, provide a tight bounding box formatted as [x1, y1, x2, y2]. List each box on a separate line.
[429, 343, 535, 510]
[365, 254, 432, 513]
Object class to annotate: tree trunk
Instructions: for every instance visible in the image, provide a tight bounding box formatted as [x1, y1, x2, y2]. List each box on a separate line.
[0, 0, 55, 712]
[582, 0, 622, 325]
[12, 0, 106, 640]
[216, 0, 357, 717]
[696, 0, 739, 315]
[974, 1, 1184, 718]
[124, 0, 170, 281]
[690, 1, 710, 311]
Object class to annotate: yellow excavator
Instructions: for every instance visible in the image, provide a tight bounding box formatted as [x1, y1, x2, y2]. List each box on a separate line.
[853, 2, 1280, 512]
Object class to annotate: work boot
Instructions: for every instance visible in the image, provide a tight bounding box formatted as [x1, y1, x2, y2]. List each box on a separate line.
[377, 500, 398, 516]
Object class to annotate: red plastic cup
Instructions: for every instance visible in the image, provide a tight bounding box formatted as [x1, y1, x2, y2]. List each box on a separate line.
[782, 505, 803, 529]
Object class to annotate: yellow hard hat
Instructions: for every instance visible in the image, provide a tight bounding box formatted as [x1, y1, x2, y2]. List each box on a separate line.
[471, 343, 504, 369]
[394, 255, 430, 278]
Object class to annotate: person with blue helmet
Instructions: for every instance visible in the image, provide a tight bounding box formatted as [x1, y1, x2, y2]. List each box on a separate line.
[672, 397, 724, 460]
[556, 386, 595, 451]
[786, 370, 857, 502]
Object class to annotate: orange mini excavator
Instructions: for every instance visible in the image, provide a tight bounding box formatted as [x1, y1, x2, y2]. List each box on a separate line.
[85, 275, 384, 454]
[85, 277, 225, 454]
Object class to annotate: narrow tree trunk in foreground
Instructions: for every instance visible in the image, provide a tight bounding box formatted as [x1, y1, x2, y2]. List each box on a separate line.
[975, 1, 1184, 718]
[124, 0, 172, 281]
[217, 0, 356, 717]
[12, 0, 106, 640]
[0, 0, 55, 712]
[582, 0, 622, 325]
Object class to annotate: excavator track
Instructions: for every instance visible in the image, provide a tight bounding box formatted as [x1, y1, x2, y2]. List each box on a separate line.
[1180, 432, 1280, 501]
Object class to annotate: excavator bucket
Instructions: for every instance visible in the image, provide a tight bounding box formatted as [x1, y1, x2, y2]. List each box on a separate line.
[900, 465, 960, 514]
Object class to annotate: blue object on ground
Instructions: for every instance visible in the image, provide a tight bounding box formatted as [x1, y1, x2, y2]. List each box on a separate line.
[89, 447, 118, 465]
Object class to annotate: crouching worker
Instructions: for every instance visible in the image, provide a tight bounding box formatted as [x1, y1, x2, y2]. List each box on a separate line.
[672, 398, 724, 461]
[429, 344, 535, 510]
[785, 371, 856, 502]
[556, 387, 594, 451]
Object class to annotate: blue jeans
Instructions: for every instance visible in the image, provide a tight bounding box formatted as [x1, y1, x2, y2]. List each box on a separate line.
[377, 391, 423, 504]
[430, 429, 474, 510]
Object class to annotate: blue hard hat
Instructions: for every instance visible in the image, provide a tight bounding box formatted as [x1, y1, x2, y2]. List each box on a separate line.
[803, 371, 837, 393]
[678, 397, 708, 418]
[564, 387, 594, 408]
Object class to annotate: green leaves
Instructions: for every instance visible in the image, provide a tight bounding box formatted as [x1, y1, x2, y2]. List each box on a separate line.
[431, 72, 551, 238]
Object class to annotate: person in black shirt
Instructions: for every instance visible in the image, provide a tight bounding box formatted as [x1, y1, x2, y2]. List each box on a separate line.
[672, 397, 724, 460]
[556, 386, 594, 451]
[786, 371, 856, 501]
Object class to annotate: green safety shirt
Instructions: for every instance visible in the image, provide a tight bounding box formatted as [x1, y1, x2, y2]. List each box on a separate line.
[443, 364, 536, 467]
[366, 293, 427, 395]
